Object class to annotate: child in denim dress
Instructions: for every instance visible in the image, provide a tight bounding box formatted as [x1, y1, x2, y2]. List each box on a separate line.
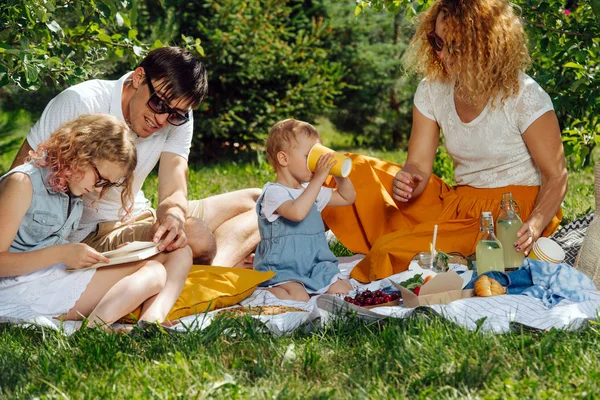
[0, 114, 192, 328]
[253, 119, 356, 301]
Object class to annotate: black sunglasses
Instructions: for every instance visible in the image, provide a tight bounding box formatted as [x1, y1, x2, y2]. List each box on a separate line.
[427, 31, 445, 53]
[145, 76, 190, 127]
[91, 162, 125, 189]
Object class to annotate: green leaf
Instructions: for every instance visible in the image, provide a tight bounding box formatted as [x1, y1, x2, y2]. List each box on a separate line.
[45, 20, 63, 35]
[24, 63, 38, 84]
[152, 39, 164, 49]
[564, 62, 584, 69]
[45, 57, 61, 68]
[592, 0, 600, 17]
[128, 29, 138, 40]
[97, 32, 112, 43]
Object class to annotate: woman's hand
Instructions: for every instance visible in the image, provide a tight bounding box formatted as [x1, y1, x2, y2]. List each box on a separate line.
[514, 219, 542, 256]
[61, 243, 110, 270]
[393, 170, 424, 202]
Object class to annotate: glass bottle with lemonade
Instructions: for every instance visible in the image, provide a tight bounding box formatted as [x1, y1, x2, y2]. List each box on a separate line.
[476, 211, 505, 274]
[496, 192, 525, 270]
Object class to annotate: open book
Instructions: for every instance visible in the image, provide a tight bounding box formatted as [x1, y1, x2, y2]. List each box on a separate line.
[72, 241, 163, 270]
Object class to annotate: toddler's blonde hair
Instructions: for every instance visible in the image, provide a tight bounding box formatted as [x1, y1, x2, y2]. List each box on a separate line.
[265, 119, 320, 169]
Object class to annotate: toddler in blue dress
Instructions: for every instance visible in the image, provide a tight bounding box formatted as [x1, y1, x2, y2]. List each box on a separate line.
[254, 119, 356, 301]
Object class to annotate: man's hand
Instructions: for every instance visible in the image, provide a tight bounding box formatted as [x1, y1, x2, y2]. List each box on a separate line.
[152, 212, 188, 252]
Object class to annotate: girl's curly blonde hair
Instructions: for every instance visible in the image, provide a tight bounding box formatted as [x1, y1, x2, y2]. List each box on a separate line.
[29, 114, 138, 220]
[404, 0, 531, 106]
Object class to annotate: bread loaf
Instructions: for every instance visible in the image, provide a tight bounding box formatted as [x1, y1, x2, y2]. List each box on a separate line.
[474, 275, 506, 297]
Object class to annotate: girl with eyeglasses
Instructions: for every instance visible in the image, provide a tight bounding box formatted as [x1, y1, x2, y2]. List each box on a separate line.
[321, 0, 567, 283]
[0, 114, 192, 329]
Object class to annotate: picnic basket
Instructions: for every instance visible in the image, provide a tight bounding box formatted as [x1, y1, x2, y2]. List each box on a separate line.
[574, 162, 600, 287]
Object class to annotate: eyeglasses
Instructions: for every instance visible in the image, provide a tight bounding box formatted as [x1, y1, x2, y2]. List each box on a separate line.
[90, 162, 125, 189]
[427, 31, 445, 53]
[145, 76, 190, 127]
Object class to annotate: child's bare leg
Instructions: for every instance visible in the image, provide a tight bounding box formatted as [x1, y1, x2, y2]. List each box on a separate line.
[137, 246, 193, 322]
[283, 282, 310, 302]
[63, 260, 167, 327]
[266, 286, 291, 300]
[326, 279, 353, 295]
[267, 282, 310, 302]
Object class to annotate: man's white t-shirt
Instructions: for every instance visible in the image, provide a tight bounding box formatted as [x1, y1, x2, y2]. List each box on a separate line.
[26, 72, 193, 243]
[260, 182, 333, 222]
[413, 72, 554, 188]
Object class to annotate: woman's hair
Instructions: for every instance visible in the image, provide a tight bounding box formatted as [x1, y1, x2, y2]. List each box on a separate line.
[29, 114, 138, 219]
[265, 119, 320, 169]
[403, 0, 531, 106]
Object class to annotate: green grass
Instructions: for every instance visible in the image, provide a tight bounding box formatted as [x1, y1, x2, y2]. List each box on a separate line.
[1, 110, 600, 398]
[2, 315, 600, 398]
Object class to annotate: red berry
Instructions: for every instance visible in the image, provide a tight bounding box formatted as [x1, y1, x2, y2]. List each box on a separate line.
[390, 293, 400, 301]
[363, 290, 372, 297]
[413, 286, 421, 296]
[382, 294, 392, 303]
[374, 290, 384, 297]
[363, 298, 373, 306]
[344, 296, 353, 302]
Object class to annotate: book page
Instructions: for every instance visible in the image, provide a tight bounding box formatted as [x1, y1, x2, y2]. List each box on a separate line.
[101, 241, 159, 258]
[68, 241, 163, 271]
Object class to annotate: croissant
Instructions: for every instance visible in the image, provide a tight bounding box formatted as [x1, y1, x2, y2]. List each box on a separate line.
[474, 275, 506, 297]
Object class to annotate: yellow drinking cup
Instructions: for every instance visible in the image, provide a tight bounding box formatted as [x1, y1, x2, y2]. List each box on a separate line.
[307, 143, 353, 178]
[529, 238, 565, 264]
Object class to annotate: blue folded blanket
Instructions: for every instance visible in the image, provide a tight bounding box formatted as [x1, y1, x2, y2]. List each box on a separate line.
[465, 258, 597, 308]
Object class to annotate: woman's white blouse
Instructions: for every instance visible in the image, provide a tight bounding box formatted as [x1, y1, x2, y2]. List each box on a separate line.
[414, 72, 554, 188]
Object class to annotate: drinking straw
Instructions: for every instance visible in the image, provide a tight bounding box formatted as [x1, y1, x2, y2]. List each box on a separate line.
[431, 225, 438, 268]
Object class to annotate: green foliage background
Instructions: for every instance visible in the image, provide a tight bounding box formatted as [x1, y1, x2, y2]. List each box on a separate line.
[0, 0, 598, 168]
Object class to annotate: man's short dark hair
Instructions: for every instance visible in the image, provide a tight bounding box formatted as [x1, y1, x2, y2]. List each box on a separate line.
[140, 47, 208, 109]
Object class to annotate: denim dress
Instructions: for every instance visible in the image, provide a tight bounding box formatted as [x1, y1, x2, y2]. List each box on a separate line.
[253, 184, 341, 293]
[0, 163, 96, 320]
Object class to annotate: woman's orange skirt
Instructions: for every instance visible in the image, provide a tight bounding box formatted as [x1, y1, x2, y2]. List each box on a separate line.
[322, 154, 562, 283]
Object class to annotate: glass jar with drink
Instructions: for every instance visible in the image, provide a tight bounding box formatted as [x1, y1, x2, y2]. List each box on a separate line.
[496, 192, 525, 270]
[475, 211, 505, 274]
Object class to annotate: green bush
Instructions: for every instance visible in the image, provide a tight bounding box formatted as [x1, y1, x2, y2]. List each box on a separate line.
[140, 0, 346, 161]
[0, 0, 144, 91]
[324, 1, 417, 148]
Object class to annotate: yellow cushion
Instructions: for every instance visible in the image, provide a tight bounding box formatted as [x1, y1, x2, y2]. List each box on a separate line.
[122, 265, 275, 323]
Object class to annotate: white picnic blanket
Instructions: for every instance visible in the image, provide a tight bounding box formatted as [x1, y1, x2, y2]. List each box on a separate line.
[3, 255, 600, 335]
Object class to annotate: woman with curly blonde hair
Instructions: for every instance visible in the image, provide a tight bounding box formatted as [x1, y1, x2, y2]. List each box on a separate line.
[0, 114, 192, 328]
[322, 0, 567, 282]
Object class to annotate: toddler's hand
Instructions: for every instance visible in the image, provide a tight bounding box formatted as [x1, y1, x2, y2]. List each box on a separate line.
[312, 153, 336, 184]
[61, 243, 110, 270]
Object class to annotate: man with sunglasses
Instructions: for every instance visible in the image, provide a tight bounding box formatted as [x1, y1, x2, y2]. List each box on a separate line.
[11, 47, 260, 268]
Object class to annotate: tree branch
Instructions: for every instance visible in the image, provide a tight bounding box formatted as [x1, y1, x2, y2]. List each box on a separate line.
[520, 17, 600, 39]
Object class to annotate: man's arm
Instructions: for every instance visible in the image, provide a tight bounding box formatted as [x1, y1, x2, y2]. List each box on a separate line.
[10, 140, 34, 170]
[152, 152, 190, 251]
